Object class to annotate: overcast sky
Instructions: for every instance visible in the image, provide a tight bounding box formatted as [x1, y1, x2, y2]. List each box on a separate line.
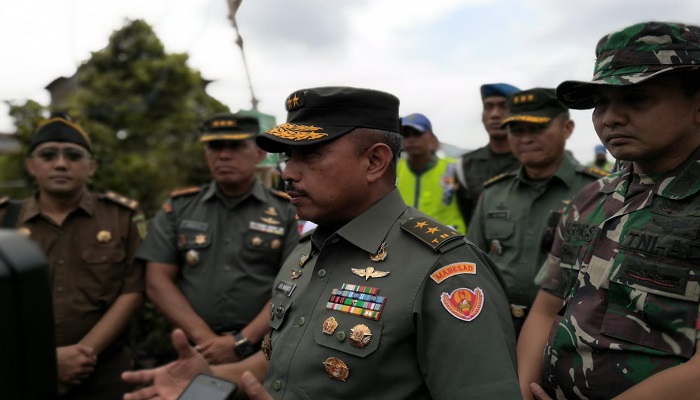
[1, 0, 699, 163]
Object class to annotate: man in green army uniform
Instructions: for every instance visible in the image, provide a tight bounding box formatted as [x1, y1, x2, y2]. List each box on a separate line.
[455, 83, 522, 228]
[467, 88, 607, 337]
[136, 113, 299, 365]
[518, 21, 700, 400]
[0, 116, 145, 399]
[123, 87, 520, 399]
[397, 112, 465, 233]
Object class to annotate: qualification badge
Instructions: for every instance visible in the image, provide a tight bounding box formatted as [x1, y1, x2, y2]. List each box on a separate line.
[369, 242, 388, 262]
[261, 332, 272, 360]
[323, 357, 349, 381]
[351, 266, 390, 281]
[97, 230, 112, 243]
[490, 239, 503, 256]
[194, 234, 207, 245]
[349, 324, 372, 348]
[322, 316, 339, 335]
[185, 249, 199, 267]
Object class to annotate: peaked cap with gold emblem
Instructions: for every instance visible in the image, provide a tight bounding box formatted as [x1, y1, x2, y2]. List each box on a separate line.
[200, 112, 261, 142]
[256, 87, 401, 153]
[501, 88, 568, 127]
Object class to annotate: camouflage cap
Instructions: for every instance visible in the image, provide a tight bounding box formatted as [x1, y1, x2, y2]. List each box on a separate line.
[501, 88, 568, 127]
[200, 112, 260, 142]
[557, 21, 700, 109]
[256, 87, 400, 153]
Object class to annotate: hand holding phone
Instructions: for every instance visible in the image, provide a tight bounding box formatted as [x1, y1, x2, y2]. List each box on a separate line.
[177, 373, 237, 400]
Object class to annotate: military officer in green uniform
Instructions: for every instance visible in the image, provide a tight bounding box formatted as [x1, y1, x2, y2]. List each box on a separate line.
[136, 113, 299, 365]
[123, 87, 520, 400]
[467, 88, 607, 337]
[455, 83, 522, 228]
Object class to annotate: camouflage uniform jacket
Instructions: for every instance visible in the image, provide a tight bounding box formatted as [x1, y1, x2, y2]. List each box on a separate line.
[538, 155, 700, 399]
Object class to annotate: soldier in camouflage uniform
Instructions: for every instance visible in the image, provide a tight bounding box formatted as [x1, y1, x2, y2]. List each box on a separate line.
[517, 22, 700, 400]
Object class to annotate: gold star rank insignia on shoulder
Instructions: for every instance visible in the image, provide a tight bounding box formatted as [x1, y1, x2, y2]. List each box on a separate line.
[351, 266, 390, 281]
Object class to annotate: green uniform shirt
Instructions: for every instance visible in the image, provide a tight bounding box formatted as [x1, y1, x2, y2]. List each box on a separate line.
[467, 154, 604, 307]
[263, 189, 520, 399]
[136, 180, 299, 333]
[455, 146, 520, 227]
[396, 156, 465, 233]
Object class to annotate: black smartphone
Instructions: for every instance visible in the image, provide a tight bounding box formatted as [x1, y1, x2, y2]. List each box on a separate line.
[177, 373, 238, 400]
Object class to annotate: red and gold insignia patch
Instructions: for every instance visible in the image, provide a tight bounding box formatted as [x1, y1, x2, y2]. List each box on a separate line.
[440, 287, 483, 322]
[430, 262, 476, 284]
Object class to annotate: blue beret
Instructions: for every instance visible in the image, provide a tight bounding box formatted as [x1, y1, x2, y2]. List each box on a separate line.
[480, 83, 521, 99]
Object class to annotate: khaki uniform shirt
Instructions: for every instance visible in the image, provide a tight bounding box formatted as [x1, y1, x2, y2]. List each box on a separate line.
[263, 190, 520, 399]
[0, 191, 145, 347]
[136, 181, 299, 333]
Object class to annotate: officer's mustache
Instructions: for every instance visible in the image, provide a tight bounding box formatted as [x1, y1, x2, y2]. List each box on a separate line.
[284, 181, 307, 196]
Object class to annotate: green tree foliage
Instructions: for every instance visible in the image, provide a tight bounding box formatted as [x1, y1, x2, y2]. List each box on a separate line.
[2, 19, 234, 366]
[73, 19, 229, 215]
[3, 19, 229, 216]
[0, 100, 44, 197]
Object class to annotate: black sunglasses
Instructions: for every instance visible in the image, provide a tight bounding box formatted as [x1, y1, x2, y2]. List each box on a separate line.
[33, 148, 89, 162]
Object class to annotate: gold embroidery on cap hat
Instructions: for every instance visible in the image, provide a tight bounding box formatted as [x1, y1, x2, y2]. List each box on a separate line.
[267, 123, 328, 141]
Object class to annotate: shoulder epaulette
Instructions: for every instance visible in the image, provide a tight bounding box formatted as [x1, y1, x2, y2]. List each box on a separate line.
[483, 172, 512, 187]
[269, 188, 291, 200]
[0, 196, 9, 207]
[170, 186, 201, 198]
[579, 166, 609, 179]
[401, 217, 464, 252]
[101, 191, 139, 210]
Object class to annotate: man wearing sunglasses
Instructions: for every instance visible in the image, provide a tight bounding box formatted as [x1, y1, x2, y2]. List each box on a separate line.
[136, 113, 299, 366]
[0, 116, 146, 399]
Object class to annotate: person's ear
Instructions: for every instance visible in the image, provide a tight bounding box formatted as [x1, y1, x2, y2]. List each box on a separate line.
[364, 143, 393, 183]
[87, 159, 98, 177]
[563, 119, 575, 140]
[24, 158, 36, 177]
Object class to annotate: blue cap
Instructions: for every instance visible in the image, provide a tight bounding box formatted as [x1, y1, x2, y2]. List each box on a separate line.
[401, 113, 432, 133]
[594, 144, 607, 154]
[480, 83, 520, 100]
